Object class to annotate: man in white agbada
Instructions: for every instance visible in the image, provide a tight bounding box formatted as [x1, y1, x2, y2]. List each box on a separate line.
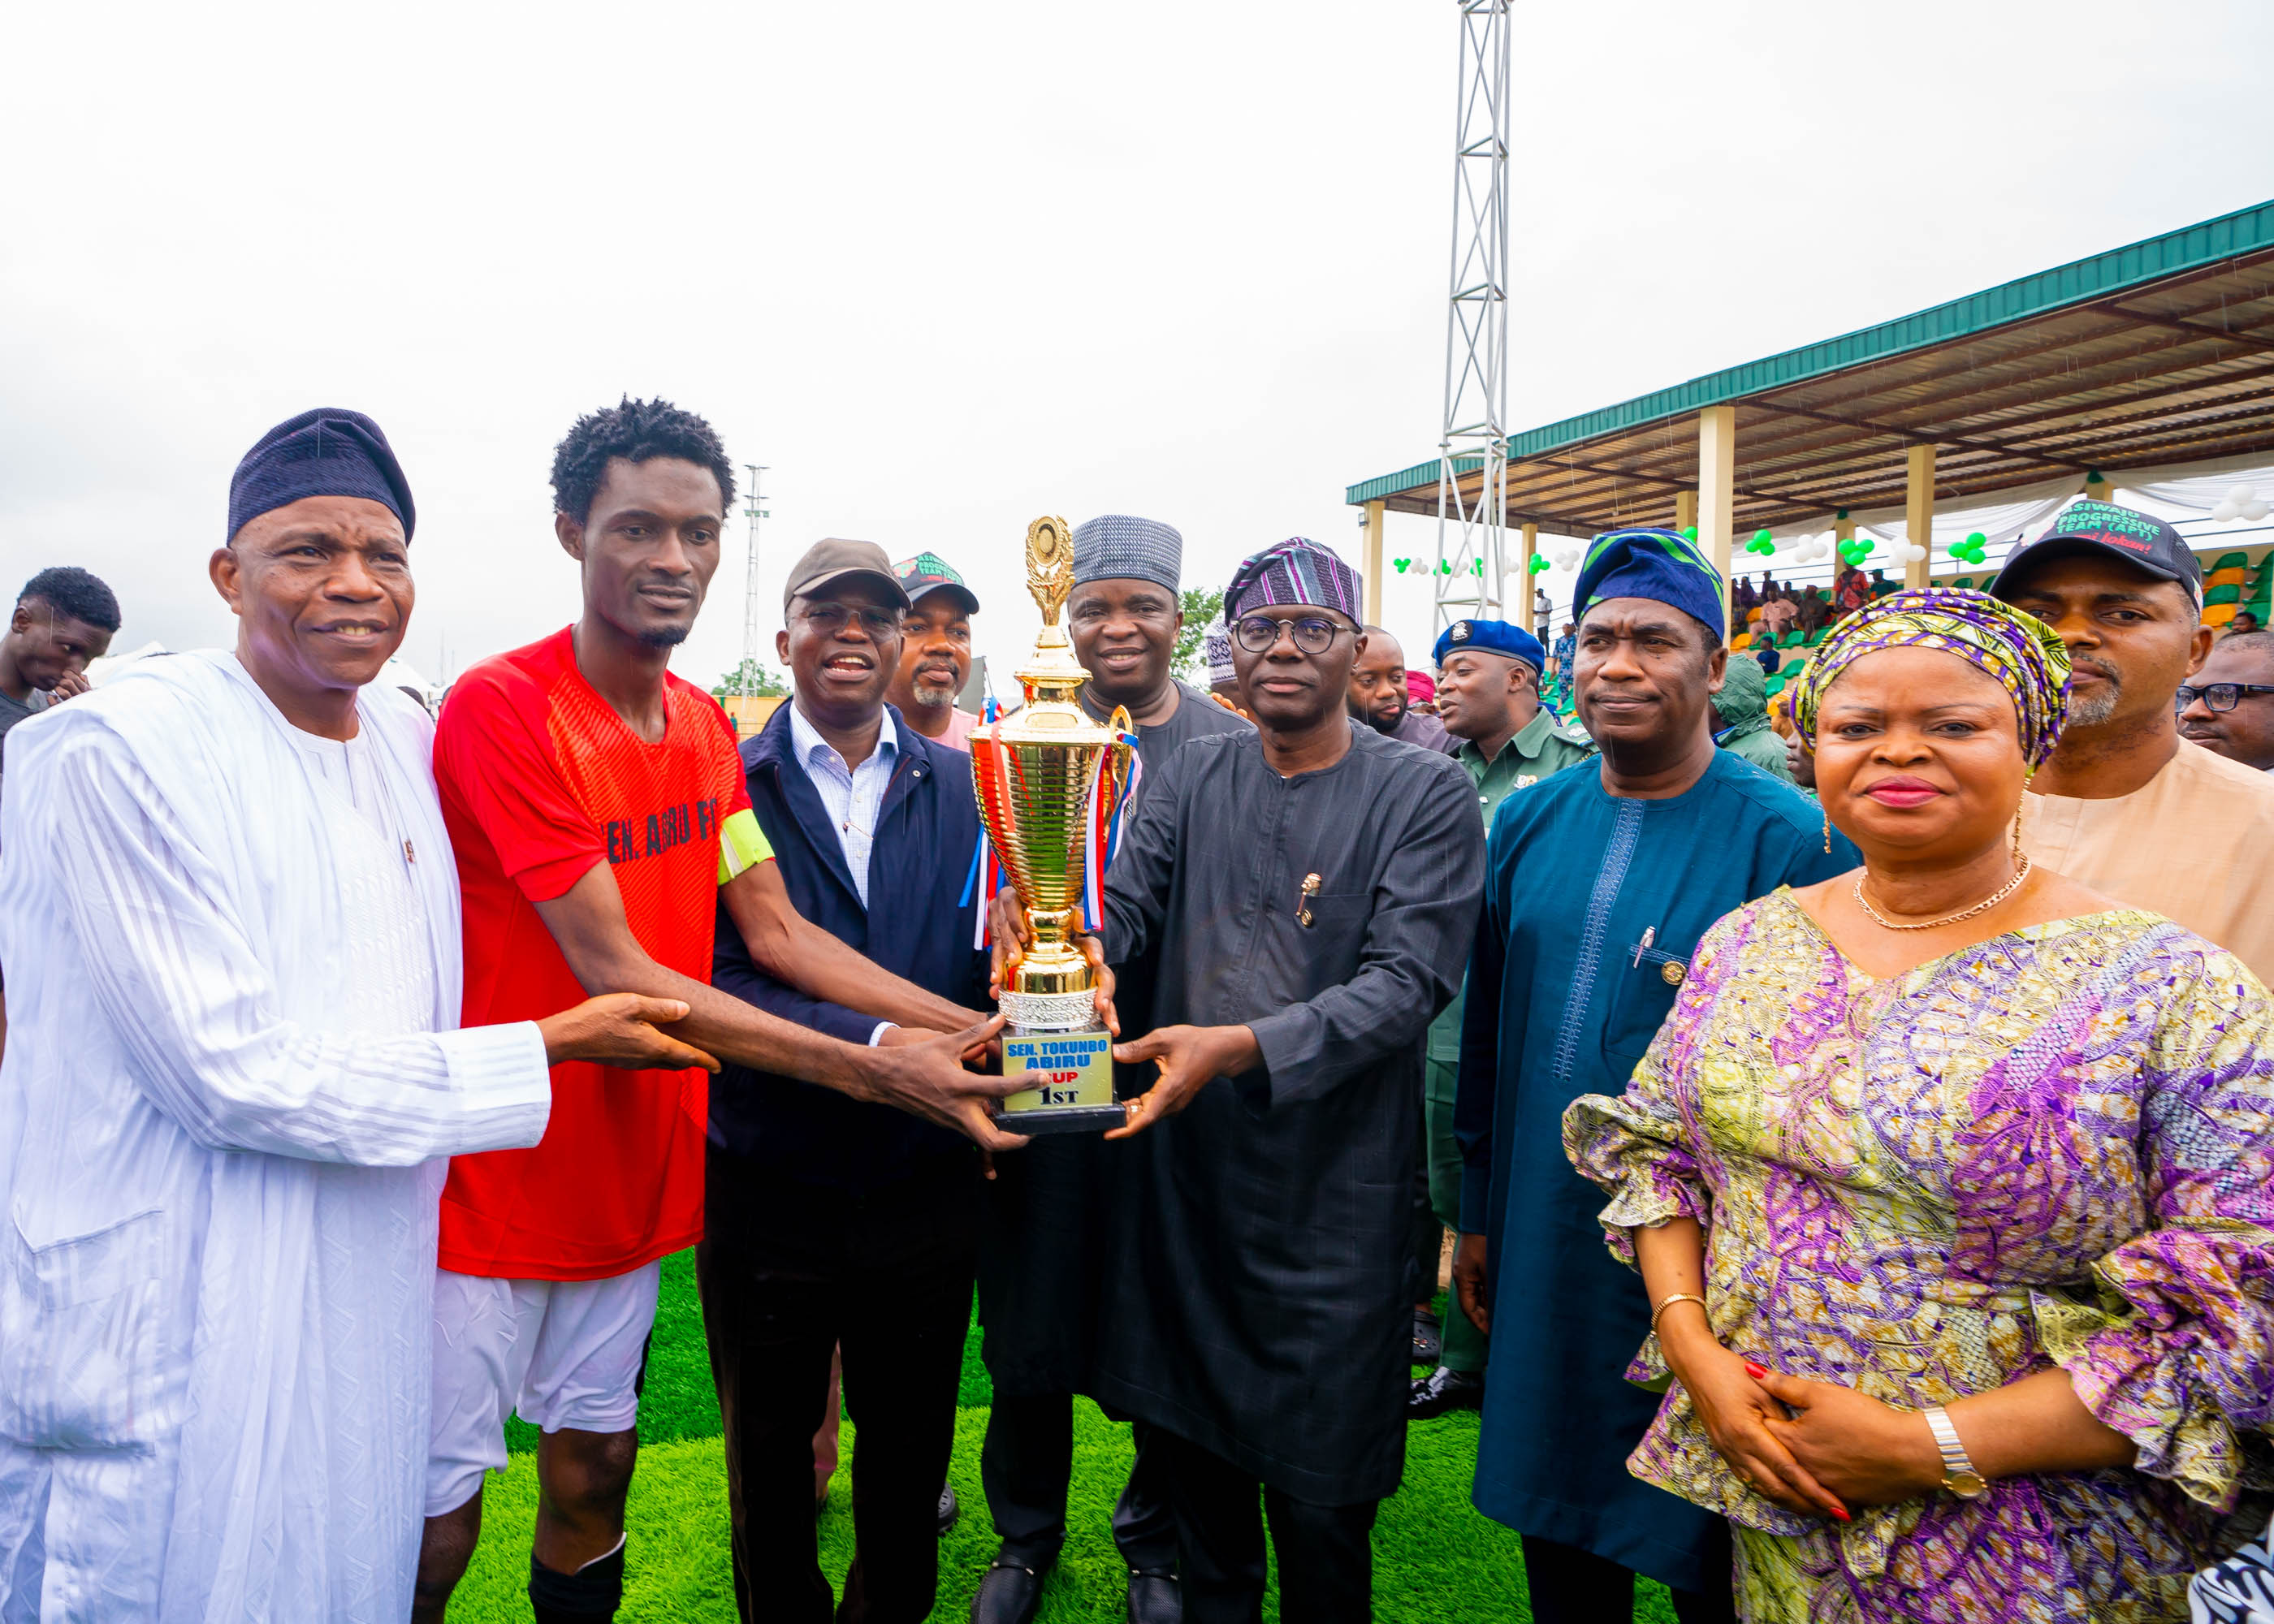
[0, 408, 713, 1621]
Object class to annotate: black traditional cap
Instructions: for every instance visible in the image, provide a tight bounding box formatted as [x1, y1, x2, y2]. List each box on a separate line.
[1990, 499, 2203, 606]
[227, 408, 414, 541]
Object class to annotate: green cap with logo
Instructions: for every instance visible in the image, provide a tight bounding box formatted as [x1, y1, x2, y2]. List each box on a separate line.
[893, 551, 980, 615]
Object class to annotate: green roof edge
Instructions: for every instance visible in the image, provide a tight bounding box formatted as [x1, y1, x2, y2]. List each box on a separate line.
[1345, 197, 2274, 507]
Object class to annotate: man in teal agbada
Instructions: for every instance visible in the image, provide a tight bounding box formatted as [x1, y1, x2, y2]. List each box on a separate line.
[1454, 530, 1857, 1622]
[1409, 616, 1591, 1420]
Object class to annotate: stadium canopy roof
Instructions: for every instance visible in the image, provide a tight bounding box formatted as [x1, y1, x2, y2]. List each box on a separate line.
[1347, 199, 2274, 538]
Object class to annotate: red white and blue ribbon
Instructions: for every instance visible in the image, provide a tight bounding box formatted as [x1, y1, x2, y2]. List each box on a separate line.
[1079, 734, 1140, 933]
[964, 698, 1007, 948]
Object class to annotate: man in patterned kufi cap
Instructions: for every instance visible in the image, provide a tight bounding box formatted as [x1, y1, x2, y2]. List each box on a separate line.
[1010, 533, 1485, 1620]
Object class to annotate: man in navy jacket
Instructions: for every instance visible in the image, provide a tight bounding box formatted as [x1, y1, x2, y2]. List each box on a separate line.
[700, 538, 993, 1624]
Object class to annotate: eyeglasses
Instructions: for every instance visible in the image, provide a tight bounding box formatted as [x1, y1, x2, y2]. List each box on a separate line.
[1233, 614, 1347, 654]
[798, 603, 903, 638]
[2176, 682, 2274, 713]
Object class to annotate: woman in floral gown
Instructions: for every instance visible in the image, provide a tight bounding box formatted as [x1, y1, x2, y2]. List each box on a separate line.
[1564, 589, 2274, 1622]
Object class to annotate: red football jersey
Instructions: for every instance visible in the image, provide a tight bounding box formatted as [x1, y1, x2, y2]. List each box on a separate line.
[433, 627, 765, 1281]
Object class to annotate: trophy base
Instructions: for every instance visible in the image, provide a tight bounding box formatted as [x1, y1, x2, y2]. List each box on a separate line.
[1000, 1104, 1131, 1136]
[998, 998, 1122, 1136]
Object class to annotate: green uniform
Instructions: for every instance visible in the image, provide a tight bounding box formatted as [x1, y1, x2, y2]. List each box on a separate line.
[1422, 706, 1593, 1372]
[1710, 654, 1793, 781]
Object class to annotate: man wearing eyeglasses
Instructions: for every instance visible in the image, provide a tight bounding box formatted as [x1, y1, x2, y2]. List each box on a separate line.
[687, 536, 1008, 1622]
[416, 411, 1015, 1624]
[1991, 501, 2274, 985]
[2180, 629, 2274, 771]
[1030, 538, 1484, 1622]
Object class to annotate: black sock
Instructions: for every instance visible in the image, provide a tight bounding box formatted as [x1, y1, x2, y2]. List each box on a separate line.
[528, 1537, 625, 1622]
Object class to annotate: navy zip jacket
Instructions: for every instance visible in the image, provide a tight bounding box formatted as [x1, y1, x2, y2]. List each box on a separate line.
[707, 702, 989, 1192]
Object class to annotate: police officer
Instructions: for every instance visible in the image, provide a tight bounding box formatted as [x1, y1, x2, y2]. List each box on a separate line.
[1409, 618, 1592, 1418]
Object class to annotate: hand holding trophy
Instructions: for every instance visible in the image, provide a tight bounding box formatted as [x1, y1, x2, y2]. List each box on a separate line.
[970, 516, 1138, 1134]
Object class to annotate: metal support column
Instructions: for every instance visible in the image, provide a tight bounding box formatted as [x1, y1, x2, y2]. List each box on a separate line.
[739, 462, 770, 684]
[1361, 499, 1387, 625]
[1905, 446, 1936, 590]
[1697, 406, 1737, 632]
[1516, 521, 1539, 633]
[1430, 0, 1512, 629]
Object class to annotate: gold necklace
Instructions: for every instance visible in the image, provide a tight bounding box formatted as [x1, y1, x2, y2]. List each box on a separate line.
[1854, 856, 2033, 932]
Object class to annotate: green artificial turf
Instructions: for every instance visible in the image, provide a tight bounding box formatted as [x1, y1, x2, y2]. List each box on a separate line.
[456, 1254, 1678, 1622]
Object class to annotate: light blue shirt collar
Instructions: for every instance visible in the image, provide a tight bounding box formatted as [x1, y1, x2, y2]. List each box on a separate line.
[788, 702, 899, 773]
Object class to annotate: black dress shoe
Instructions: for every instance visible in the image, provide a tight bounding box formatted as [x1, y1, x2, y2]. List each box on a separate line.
[971, 1559, 1046, 1624]
[1126, 1566, 1182, 1624]
[1407, 1364, 1485, 1419]
[1412, 1307, 1442, 1367]
[938, 1484, 961, 1536]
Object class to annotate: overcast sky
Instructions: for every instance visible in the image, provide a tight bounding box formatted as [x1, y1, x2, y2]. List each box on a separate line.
[4, 1, 2269, 697]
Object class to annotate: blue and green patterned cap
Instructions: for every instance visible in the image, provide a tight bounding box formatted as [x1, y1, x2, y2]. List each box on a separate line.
[1572, 527, 1724, 635]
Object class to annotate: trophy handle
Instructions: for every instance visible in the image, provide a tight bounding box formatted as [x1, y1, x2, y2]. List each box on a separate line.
[1104, 705, 1136, 827]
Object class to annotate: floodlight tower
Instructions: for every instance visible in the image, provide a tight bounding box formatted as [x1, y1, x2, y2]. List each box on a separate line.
[740, 462, 769, 685]
[1431, 0, 1512, 630]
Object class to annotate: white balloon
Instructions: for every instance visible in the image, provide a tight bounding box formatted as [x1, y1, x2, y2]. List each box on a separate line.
[2245, 502, 2272, 523]
[2229, 484, 2259, 504]
[2215, 503, 2244, 522]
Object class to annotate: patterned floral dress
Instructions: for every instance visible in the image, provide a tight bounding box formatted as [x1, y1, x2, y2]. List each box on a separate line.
[1563, 891, 2274, 1623]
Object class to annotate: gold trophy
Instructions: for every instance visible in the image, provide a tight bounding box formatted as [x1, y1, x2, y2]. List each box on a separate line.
[971, 516, 1137, 1134]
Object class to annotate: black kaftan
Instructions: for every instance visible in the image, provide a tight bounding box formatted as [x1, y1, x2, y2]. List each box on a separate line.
[1087, 722, 1485, 1504]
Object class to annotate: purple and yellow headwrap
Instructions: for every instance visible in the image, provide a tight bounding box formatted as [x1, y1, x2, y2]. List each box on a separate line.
[1793, 587, 2071, 768]
[1224, 538, 1364, 624]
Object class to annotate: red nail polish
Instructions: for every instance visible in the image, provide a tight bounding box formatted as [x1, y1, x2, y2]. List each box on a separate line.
[1831, 1506, 1852, 1522]
[1743, 1360, 1770, 1380]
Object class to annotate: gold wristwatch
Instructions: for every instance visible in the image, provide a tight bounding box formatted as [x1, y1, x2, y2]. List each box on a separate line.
[1922, 1404, 1987, 1500]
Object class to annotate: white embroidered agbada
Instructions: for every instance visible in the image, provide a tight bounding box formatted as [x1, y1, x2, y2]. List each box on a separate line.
[0, 652, 552, 1622]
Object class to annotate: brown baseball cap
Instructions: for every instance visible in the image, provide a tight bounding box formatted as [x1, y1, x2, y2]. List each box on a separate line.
[781, 538, 912, 614]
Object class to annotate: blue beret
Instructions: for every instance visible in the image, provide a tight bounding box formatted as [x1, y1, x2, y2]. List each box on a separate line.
[1432, 617, 1543, 671]
[1572, 527, 1723, 635]
[228, 408, 414, 542]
